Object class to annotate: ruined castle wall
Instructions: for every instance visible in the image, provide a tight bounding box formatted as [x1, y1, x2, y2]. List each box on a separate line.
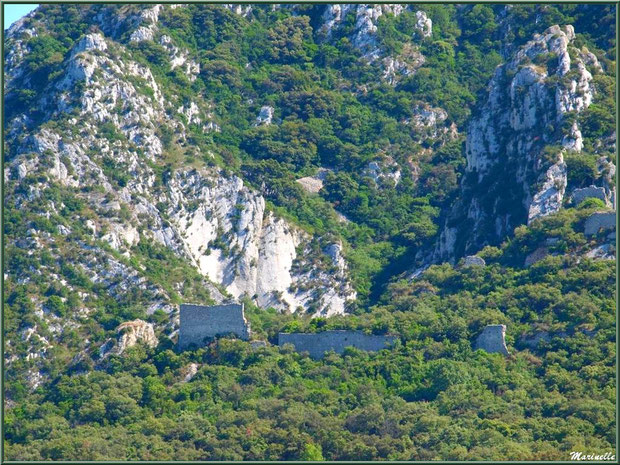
[278, 330, 397, 359]
[571, 186, 609, 206]
[584, 211, 616, 236]
[475, 324, 509, 355]
[179, 303, 250, 350]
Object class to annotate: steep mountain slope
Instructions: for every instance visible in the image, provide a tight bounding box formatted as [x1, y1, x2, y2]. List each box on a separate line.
[2, 3, 617, 461]
[434, 24, 615, 262]
[4, 7, 356, 318]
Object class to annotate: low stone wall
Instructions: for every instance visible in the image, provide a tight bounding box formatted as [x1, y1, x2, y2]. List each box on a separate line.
[462, 255, 486, 267]
[179, 303, 250, 350]
[278, 330, 397, 359]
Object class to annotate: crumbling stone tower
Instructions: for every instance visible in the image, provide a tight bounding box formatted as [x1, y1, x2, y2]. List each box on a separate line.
[475, 324, 509, 355]
[178, 303, 250, 350]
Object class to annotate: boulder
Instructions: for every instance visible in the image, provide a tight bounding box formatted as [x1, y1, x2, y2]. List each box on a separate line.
[296, 176, 323, 193]
[115, 319, 157, 354]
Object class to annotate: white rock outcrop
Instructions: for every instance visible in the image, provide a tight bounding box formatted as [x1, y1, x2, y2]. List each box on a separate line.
[114, 319, 158, 354]
[365, 158, 401, 187]
[101, 223, 140, 251]
[414, 11, 432, 38]
[562, 121, 583, 152]
[435, 25, 599, 262]
[159, 35, 200, 80]
[528, 155, 567, 223]
[72, 33, 108, 56]
[130, 26, 156, 42]
[320, 4, 429, 71]
[255, 106, 274, 126]
[224, 4, 252, 17]
[162, 169, 355, 315]
[178, 102, 202, 125]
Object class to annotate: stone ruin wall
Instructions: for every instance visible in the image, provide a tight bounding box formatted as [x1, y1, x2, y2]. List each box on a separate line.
[178, 303, 511, 359]
[178, 303, 250, 350]
[584, 211, 616, 236]
[475, 324, 509, 355]
[278, 330, 397, 359]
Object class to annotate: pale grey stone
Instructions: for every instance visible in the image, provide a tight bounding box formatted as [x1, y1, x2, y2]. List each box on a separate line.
[475, 325, 509, 355]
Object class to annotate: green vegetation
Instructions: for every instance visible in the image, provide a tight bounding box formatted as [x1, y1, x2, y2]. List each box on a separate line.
[3, 3, 617, 462]
[5, 193, 615, 459]
[4, 208, 615, 460]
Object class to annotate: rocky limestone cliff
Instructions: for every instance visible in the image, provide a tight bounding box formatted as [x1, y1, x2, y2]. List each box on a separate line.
[435, 25, 604, 262]
[3, 4, 359, 386]
[164, 169, 355, 315]
[4, 10, 355, 317]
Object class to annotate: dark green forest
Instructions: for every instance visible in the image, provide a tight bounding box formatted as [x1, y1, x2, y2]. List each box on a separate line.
[5, 211, 616, 459]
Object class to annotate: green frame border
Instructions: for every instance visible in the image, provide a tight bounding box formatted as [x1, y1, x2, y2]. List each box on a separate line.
[0, 1, 617, 463]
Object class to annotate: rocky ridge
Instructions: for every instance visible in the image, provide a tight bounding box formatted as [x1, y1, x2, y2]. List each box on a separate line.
[5, 13, 354, 316]
[434, 25, 613, 262]
[4, 4, 358, 387]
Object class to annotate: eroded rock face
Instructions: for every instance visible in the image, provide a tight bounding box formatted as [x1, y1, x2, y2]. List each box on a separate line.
[72, 33, 108, 54]
[381, 48, 425, 85]
[475, 325, 509, 355]
[115, 320, 158, 354]
[528, 155, 567, 223]
[320, 5, 430, 83]
[3, 6, 360, 386]
[562, 121, 583, 152]
[159, 35, 200, 81]
[164, 169, 355, 315]
[435, 25, 599, 262]
[414, 11, 432, 38]
[224, 4, 252, 17]
[130, 25, 155, 42]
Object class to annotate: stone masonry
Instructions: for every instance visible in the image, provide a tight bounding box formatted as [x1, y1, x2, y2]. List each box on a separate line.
[570, 185, 609, 207]
[475, 324, 509, 355]
[278, 330, 397, 359]
[178, 303, 250, 350]
[584, 211, 616, 236]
